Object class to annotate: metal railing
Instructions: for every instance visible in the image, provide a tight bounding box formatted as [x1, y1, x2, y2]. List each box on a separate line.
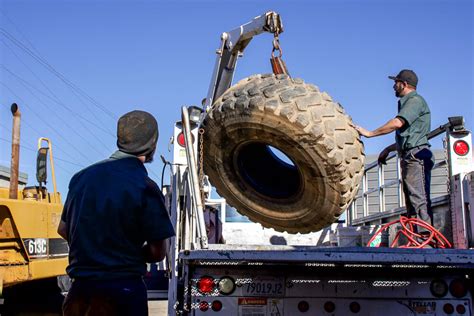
[349, 152, 404, 222]
[347, 120, 457, 226]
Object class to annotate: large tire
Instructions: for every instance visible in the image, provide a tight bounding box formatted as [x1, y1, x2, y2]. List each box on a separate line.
[202, 74, 364, 233]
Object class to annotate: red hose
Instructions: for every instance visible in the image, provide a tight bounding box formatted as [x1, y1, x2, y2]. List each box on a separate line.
[366, 216, 452, 249]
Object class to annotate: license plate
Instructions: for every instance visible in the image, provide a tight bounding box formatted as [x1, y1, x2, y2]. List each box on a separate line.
[242, 278, 284, 297]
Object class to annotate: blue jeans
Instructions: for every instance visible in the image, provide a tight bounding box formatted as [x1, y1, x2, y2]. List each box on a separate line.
[62, 278, 148, 316]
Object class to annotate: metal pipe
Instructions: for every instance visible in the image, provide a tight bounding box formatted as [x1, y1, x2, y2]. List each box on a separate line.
[37, 138, 58, 202]
[181, 107, 208, 249]
[362, 173, 368, 217]
[378, 164, 385, 213]
[396, 156, 404, 208]
[9, 103, 21, 199]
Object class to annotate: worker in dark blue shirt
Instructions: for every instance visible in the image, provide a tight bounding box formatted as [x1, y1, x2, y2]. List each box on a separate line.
[58, 110, 175, 316]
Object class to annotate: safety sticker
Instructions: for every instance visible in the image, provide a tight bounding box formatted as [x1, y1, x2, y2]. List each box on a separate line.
[238, 298, 283, 316]
[408, 301, 436, 314]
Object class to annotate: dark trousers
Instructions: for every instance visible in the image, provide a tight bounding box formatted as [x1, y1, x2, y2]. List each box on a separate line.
[401, 147, 435, 231]
[62, 278, 148, 316]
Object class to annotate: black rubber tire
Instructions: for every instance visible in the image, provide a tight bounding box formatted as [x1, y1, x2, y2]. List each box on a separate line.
[202, 74, 365, 233]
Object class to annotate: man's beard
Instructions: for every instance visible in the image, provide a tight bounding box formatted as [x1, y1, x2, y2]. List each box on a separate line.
[395, 86, 403, 97]
[145, 147, 156, 163]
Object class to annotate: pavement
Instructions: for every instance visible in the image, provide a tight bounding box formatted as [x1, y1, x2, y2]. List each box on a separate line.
[148, 300, 168, 315]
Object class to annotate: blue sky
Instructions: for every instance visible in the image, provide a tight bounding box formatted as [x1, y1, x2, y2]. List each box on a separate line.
[0, 0, 472, 196]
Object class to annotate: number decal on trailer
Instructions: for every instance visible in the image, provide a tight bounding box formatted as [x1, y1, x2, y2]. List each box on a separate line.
[23, 238, 48, 257]
[242, 278, 285, 297]
[246, 282, 283, 295]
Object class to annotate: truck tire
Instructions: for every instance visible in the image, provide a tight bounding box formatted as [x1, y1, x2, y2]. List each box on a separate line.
[202, 74, 365, 233]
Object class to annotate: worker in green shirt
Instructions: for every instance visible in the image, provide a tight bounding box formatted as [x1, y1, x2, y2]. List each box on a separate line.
[355, 69, 435, 234]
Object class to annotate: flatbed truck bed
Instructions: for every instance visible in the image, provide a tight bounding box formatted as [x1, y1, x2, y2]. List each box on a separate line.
[181, 245, 474, 267]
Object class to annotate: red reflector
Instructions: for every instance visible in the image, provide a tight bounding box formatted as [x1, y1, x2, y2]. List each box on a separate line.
[198, 277, 215, 294]
[297, 300, 309, 312]
[449, 279, 468, 298]
[453, 140, 469, 156]
[212, 300, 223, 311]
[443, 303, 454, 314]
[199, 301, 209, 311]
[177, 132, 186, 147]
[457, 304, 466, 314]
[349, 301, 361, 313]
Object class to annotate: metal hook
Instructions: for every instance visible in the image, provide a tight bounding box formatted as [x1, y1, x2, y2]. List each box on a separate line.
[272, 37, 283, 58]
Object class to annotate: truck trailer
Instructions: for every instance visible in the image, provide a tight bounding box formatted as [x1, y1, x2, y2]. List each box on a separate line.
[164, 11, 474, 316]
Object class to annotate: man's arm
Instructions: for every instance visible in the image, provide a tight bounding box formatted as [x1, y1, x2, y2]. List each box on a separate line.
[378, 143, 397, 164]
[140, 179, 176, 263]
[57, 220, 68, 241]
[355, 117, 404, 138]
[142, 239, 169, 263]
[382, 143, 397, 153]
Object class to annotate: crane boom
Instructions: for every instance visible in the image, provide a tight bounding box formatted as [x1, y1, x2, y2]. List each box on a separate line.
[204, 11, 283, 110]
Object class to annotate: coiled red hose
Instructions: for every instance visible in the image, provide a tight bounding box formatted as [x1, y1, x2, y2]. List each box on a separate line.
[366, 216, 452, 249]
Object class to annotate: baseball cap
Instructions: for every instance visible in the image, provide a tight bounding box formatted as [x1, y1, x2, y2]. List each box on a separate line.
[117, 110, 158, 157]
[388, 69, 418, 87]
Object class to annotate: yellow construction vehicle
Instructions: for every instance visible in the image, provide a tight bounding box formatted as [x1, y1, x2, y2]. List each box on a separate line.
[0, 103, 68, 314]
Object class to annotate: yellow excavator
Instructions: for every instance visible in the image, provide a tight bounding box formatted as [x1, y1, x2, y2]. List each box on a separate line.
[0, 103, 68, 314]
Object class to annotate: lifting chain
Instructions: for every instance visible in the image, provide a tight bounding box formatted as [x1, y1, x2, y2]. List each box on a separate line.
[198, 128, 206, 203]
[270, 32, 290, 77]
[272, 36, 283, 58]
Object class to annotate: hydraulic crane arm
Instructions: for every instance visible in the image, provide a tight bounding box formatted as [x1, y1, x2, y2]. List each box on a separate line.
[204, 11, 283, 110]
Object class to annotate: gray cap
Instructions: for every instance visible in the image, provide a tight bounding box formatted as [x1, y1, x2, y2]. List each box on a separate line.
[388, 69, 418, 87]
[117, 110, 158, 157]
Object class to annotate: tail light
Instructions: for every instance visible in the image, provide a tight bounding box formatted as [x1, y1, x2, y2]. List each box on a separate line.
[198, 276, 215, 294]
[212, 300, 223, 312]
[449, 279, 468, 298]
[349, 301, 361, 313]
[443, 303, 454, 314]
[218, 276, 235, 295]
[453, 140, 469, 156]
[177, 132, 186, 147]
[199, 301, 209, 311]
[457, 304, 466, 314]
[297, 300, 309, 312]
[176, 132, 196, 147]
[324, 301, 336, 313]
[430, 279, 448, 297]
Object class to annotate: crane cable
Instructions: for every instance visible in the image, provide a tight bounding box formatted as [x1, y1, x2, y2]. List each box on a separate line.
[0, 28, 117, 120]
[367, 216, 452, 249]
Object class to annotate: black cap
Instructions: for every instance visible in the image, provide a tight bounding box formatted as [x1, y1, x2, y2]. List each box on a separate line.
[117, 110, 158, 157]
[388, 69, 418, 87]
